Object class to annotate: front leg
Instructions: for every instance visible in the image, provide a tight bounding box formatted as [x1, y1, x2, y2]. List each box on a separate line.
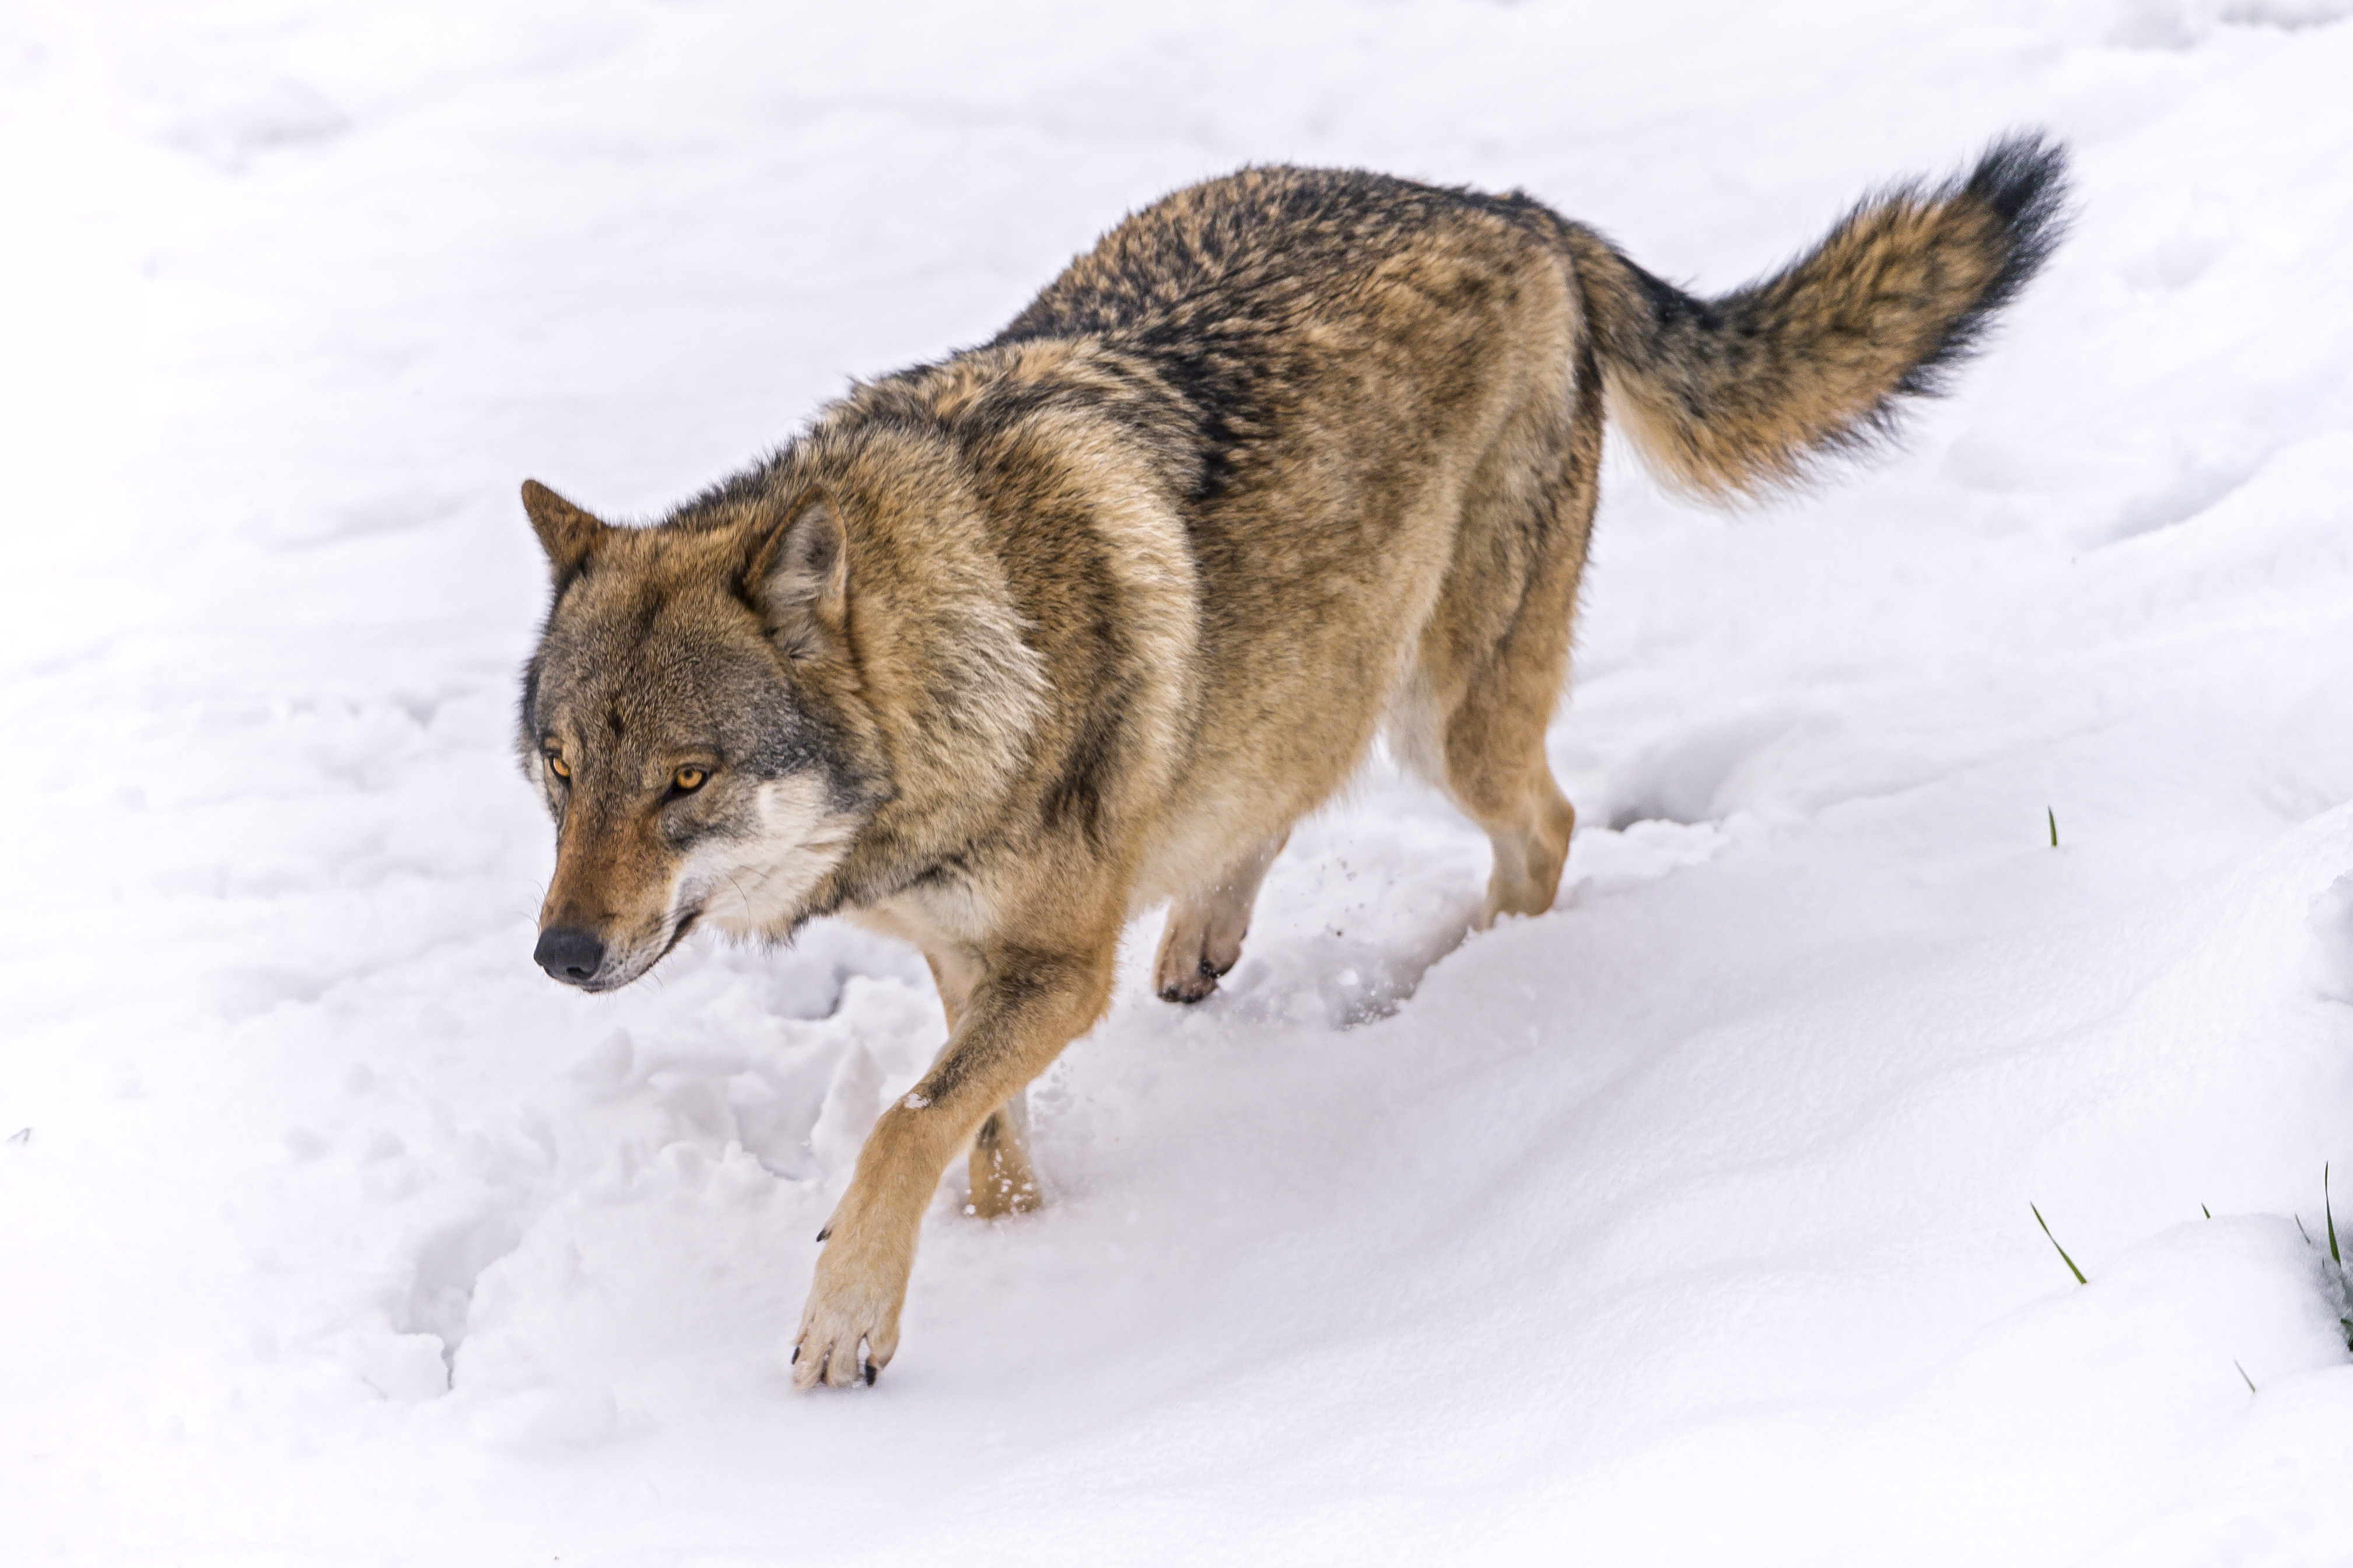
[793, 942, 1114, 1389]
[921, 943, 1040, 1219]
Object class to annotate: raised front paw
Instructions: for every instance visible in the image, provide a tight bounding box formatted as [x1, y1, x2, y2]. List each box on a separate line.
[792, 1222, 912, 1391]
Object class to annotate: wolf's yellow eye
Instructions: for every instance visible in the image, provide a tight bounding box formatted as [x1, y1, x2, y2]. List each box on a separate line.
[673, 766, 708, 793]
[547, 754, 571, 779]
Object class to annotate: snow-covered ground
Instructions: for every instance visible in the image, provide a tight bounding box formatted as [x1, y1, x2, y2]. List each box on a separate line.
[4, 1, 2352, 1562]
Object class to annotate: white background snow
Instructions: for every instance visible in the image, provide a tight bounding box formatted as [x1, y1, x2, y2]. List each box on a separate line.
[4, 0, 2352, 1562]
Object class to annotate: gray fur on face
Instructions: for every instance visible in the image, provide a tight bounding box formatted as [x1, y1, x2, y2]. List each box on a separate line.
[519, 521, 875, 984]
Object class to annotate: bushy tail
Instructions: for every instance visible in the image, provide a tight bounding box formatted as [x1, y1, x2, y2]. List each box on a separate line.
[1561, 132, 2070, 500]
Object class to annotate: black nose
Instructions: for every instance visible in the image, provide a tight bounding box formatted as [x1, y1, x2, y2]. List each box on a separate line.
[534, 927, 606, 985]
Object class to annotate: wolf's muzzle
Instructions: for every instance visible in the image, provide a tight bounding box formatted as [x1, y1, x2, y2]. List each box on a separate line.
[534, 926, 607, 987]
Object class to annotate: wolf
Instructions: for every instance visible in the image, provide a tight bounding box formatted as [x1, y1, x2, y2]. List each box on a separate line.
[517, 135, 2067, 1388]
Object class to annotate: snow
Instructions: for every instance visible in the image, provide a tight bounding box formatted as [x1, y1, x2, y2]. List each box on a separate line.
[3, 0, 2352, 1562]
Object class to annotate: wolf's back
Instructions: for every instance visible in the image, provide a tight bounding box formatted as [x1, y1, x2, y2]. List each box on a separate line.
[1561, 134, 2069, 500]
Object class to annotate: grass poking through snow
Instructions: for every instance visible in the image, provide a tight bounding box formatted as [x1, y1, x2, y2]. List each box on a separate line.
[2032, 1204, 2088, 1286]
[2327, 1164, 2339, 1268]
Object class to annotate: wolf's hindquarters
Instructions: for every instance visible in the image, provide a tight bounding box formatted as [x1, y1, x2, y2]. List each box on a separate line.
[1563, 132, 2071, 500]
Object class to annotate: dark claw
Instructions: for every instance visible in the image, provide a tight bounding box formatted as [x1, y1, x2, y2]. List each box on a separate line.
[815, 1226, 831, 1243]
[790, 1346, 800, 1364]
[864, 1362, 877, 1386]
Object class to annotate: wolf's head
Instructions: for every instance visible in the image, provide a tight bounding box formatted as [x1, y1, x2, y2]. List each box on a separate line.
[516, 479, 876, 992]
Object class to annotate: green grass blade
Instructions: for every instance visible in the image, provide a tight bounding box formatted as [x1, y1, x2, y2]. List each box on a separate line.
[2201, 1203, 2211, 1219]
[2329, 1163, 2340, 1267]
[2032, 1204, 2088, 1285]
[2235, 1360, 2257, 1395]
[2047, 808, 2058, 847]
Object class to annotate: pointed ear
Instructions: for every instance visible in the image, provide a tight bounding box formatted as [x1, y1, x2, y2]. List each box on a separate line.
[745, 493, 848, 656]
[521, 480, 607, 577]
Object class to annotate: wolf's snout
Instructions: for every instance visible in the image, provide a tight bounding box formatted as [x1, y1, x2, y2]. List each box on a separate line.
[534, 926, 607, 986]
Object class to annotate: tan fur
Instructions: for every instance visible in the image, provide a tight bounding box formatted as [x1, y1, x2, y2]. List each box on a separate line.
[517, 141, 2067, 1388]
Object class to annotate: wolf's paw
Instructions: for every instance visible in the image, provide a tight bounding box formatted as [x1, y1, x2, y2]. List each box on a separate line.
[967, 1109, 1043, 1220]
[1477, 790, 1575, 928]
[1154, 834, 1287, 1002]
[1153, 903, 1242, 1004]
[792, 1226, 911, 1391]
[968, 1173, 1042, 1219]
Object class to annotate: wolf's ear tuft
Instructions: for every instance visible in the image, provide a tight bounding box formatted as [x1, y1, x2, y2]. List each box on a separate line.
[521, 480, 606, 577]
[746, 493, 848, 655]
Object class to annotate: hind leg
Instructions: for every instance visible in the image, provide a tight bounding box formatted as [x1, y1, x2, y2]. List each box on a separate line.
[1466, 756, 1577, 926]
[1402, 655, 1577, 927]
[1434, 573, 1584, 927]
[923, 946, 1041, 1218]
[1153, 830, 1288, 1003]
[1414, 378, 1599, 927]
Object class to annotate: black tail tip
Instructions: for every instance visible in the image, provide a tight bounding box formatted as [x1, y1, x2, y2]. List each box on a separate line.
[1897, 129, 2074, 399]
[1965, 129, 2073, 262]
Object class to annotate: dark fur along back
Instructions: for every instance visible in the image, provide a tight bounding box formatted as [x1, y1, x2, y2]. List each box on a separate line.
[990, 136, 2068, 505]
[991, 169, 1585, 504]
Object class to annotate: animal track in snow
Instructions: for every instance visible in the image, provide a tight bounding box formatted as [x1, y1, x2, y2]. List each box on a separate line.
[393, 1211, 525, 1386]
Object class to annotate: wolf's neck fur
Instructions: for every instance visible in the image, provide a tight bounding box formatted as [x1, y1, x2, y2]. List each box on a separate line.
[703, 340, 1206, 926]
